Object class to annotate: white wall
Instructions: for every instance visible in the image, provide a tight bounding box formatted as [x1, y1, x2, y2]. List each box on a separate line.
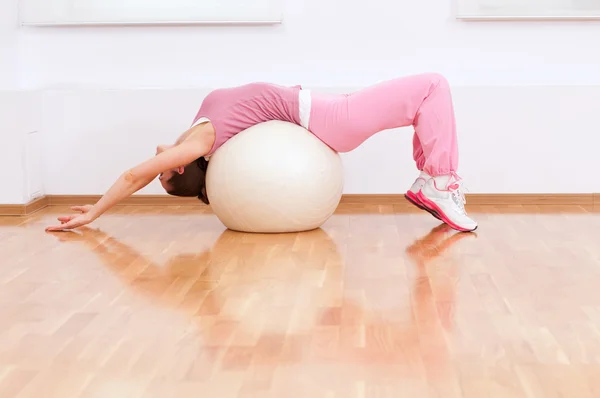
[10, 0, 600, 200]
[17, 0, 600, 89]
[0, 0, 18, 89]
[0, 0, 26, 204]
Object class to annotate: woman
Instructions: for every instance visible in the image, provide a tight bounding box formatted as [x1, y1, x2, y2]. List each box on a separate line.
[46, 73, 477, 233]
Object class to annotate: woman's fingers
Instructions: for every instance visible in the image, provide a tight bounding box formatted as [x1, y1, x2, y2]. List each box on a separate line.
[46, 216, 88, 232]
[46, 222, 72, 232]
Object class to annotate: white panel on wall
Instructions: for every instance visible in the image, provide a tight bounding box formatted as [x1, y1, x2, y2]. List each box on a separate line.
[24, 130, 44, 201]
[0, 90, 41, 204]
[19, 0, 283, 26]
[0, 91, 25, 204]
[456, 0, 600, 19]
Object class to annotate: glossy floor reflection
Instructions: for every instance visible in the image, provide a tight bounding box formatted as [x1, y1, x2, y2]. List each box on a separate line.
[1, 205, 600, 397]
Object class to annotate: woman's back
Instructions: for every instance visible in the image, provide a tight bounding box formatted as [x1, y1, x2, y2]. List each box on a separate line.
[194, 82, 303, 155]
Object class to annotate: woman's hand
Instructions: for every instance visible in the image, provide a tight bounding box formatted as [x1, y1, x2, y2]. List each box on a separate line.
[46, 205, 96, 232]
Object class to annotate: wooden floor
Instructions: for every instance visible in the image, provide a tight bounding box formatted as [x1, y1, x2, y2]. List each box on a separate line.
[1, 204, 600, 398]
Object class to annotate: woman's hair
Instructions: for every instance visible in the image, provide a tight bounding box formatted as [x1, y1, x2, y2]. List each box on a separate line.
[165, 157, 210, 204]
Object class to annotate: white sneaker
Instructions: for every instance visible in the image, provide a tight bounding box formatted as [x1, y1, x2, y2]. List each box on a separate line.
[404, 172, 441, 220]
[417, 173, 478, 232]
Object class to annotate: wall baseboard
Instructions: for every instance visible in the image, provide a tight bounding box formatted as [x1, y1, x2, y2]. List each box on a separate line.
[1, 193, 598, 216]
[47, 194, 201, 207]
[0, 196, 49, 216]
[340, 193, 597, 206]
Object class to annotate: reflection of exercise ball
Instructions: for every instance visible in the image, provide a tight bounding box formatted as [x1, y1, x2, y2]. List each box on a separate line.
[205, 121, 344, 233]
[195, 228, 344, 335]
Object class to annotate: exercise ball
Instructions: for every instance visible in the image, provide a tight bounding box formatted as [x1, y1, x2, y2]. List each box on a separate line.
[205, 121, 344, 233]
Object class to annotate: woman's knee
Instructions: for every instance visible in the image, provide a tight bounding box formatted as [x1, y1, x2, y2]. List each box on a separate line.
[419, 72, 449, 89]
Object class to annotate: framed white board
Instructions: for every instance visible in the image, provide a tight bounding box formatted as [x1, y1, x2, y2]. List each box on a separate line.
[19, 0, 283, 26]
[456, 0, 600, 20]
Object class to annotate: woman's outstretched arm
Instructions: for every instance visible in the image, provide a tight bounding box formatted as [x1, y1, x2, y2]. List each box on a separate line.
[46, 134, 211, 232]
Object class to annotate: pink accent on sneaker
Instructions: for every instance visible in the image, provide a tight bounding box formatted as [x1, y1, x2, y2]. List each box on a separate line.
[417, 190, 472, 232]
[406, 190, 441, 220]
[406, 190, 421, 203]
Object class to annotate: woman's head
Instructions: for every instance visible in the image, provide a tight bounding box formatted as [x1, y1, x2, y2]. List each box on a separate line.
[156, 122, 214, 204]
[160, 156, 210, 204]
[156, 144, 209, 204]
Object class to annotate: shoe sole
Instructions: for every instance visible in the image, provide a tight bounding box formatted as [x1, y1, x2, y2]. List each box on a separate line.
[416, 191, 478, 233]
[405, 191, 441, 221]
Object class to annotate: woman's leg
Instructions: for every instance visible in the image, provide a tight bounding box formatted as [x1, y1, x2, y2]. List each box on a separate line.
[309, 72, 458, 175]
[309, 73, 477, 232]
[413, 133, 426, 172]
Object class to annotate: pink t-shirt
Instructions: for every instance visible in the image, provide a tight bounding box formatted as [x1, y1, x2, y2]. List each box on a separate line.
[191, 82, 303, 155]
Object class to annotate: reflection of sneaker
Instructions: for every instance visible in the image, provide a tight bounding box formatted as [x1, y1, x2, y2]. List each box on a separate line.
[406, 223, 477, 261]
[404, 172, 441, 220]
[417, 173, 478, 232]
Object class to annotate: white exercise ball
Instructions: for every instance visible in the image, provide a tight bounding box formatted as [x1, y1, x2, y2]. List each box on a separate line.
[205, 121, 344, 233]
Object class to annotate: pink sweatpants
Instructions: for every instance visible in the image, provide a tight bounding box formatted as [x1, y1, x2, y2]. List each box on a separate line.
[308, 73, 459, 176]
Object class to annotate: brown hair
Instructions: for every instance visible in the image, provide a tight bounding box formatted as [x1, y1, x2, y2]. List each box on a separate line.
[165, 157, 210, 204]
